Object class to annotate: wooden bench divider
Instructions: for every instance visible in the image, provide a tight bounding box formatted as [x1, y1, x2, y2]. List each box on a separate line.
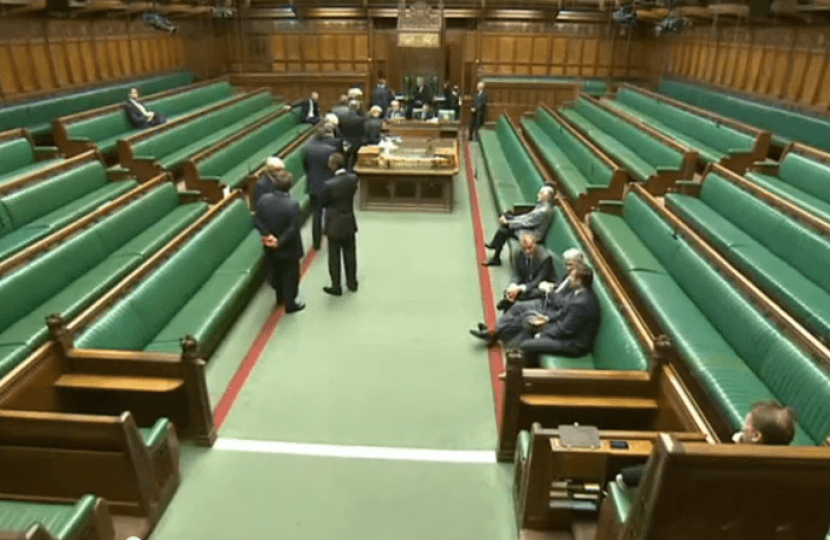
[53, 77, 232, 158]
[0, 149, 105, 198]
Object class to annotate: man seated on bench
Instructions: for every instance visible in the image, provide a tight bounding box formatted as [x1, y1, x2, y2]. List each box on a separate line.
[125, 87, 167, 129]
[617, 400, 797, 490]
[496, 233, 555, 311]
[483, 185, 556, 267]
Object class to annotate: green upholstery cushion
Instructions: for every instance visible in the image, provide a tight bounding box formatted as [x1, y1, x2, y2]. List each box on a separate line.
[521, 116, 592, 200]
[607, 481, 633, 525]
[139, 417, 171, 448]
[517, 429, 531, 461]
[0, 138, 36, 177]
[0, 343, 31, 379]
[746, 171, 830, 225]
[778, 152, 830, 205]
[539, 354, 595, 369]
[478, 131, 524, 214]
[0, 159, 62, 188]
[0, 495, 97, 540]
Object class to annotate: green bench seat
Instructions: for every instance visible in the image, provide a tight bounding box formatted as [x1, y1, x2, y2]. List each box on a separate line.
[138, 417, 172, 448]
[745, 151, 830, 224]
[76, 199, 263, 356]
[0, 71, 193, 136]
[0, 495, 97, 540]
[560, 97, 686, 183]
[522, 107, 615, 201]
[196, 110, 309, 190]
[589, 193, 830, 445]
[0, 135, 61, 186]
[606, 480, 634, 526]
[659, 79, 830, 151]
[667, 172, 830, 343]
[538, 207, 649, 371]
[0, 183, 207, 377]
[606, 88, 755, 164]
[65, 82, 235, 155]
[133, 93, 278, 174]
[0, 159, 137, 261]
[283, 143, 311, 208]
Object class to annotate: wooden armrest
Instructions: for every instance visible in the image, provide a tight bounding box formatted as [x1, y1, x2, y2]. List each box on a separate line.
[55, 373, 184, 392]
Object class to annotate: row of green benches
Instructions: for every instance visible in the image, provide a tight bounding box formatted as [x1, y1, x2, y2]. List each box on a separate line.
[56, 80, 235, 157]
[0, 129, 61, 186]
[0, 72, 193, 137]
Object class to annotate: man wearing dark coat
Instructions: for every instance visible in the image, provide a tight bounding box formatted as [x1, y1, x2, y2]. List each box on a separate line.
[338, 101, 365, 170]
[321, 153, 358, 296]
[469, 81, 488, 141]
[255, 173, 305, 313]
[303, 127, 337, 250]
[295, 91, 321, 125]
[371, 78, 394, 115]
[496, 233, 556, 311]
[254, 157, 285, 205]
[125, 88, 166, 128]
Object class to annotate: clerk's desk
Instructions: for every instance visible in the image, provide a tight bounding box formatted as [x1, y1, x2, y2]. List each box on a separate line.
[384, 119, 459, 139]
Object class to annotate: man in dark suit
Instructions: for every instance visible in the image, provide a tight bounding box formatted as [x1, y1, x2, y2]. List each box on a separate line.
[497, 233, 555, 311]
[321, 152, 358, 296]
[363, 106, 384, 145]
[254, 157, 285, 204]
[339, 100, 365, 170]
[446, 84, 460, 118]
[371, 78, 394, 115]
[385, 100, 405, 121]
[412, 76, 433, 108]
[295, 91, 321, 125]
[418, 103, 437, 121]
[483, 185, 556, 266]
[255, 173, 305, 313]
[125, 88, 166, 128]
[303, 127, 337, 250]
[469, 81, 488, 141]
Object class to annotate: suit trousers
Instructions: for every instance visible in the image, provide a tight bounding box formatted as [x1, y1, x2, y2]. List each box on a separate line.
[488, 225, 516, 258]
[309, 195, 324, 249]
[469, 111, 484, 141]
[266, 252, 300, 306]
[327, 234, 357, 290]
[518, 334, 588, 367]
[495, 299, 544, 344]
[147, 113, 166, 126]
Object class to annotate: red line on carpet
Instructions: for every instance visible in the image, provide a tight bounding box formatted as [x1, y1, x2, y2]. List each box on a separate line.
[463, 142, 504, 428]
[213, 248, 319, 429]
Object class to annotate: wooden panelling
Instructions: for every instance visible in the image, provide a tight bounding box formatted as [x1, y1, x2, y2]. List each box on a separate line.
[665, 25, 830, 114]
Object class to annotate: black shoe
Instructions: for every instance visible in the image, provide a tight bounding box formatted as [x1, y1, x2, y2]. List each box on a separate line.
[347, 283, 358, 292]
[482, 258, 501, 267]
[285, 301, 306, 313]
[496, 298, 513, 311]
[323, 286, 343, 296]
[477, 322, 488, 332]
[313, 244, 321, 250]
[469, 328, 497, 345]
[484, 242, 495, 249]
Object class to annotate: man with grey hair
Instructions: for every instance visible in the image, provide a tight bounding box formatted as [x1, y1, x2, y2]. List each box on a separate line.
[483, 185, 556, 266]
[363, 105, 384, 145]
[386, 100, 405, 120]
[496, 232, 555, 311]
[254, 156, 286, 204]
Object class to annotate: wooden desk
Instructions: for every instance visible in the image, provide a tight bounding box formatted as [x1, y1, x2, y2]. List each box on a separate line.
[354, 138, 459, 213]
[384, 120, 459, 139]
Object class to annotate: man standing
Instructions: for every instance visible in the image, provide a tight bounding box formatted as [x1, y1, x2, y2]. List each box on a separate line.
[331, 95, 350, 118]
[255, 174, 306, 313]
[371, 78, 394, 115]
[469, 81, 488, 141]
[254, 157, 285, 204]
[339, 100, 365, 170]
[497, 233, 555, 311]
[303, 127, 336, 250]
[321, 153, 358, 296]
[483, 185, 556, 266]
[363, 106, 384, 145]
[125, 88, 166, 128]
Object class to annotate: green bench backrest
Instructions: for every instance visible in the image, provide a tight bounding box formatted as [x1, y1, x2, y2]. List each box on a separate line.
[283, 147, 305, 180]
[0, 495, 97, 540]
[535, 107, 613, 186]
[622, 193, 830, 443]
[779, 152, 830, 205]
[617, 89, 752, 151]
[135, 93, 272, 159]
[495, 116, 544, 200]
[545, 207, 648, 370]
[0, 160, 106, 230]
[659, 79, 830, 152]
[198, 112, 299, 179]
[0, 138, 35, 176]
[700, 172, 830, 293]
[0, 182, 180, 333]
[77, 200, 254, 350]
[0, 105, 30, 133]
[573, 99, 681, 168]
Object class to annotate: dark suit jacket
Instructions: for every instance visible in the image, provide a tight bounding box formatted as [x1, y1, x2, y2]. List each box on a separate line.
[254, 173, 278, 204]
[303, 139, 336, 196]
[539, 287, 600, 355]
[445, 91, 460, 113]
[413, 85, 433, 106]
[125, 99, 151, 128]
[386, 110, 405, 120]
[363, 118, 383, 145]
[371, 85, 393, 112]
[472, 90, 488, 116]
[512, 247, 555, 293]
[321, 171, 358, 238]
[339, 112, 365, 149]
[296, 99, 320, 120]
[254, 191, 304, 261]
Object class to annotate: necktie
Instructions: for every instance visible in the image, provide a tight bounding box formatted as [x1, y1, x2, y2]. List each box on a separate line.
[307, 100, 314, 119]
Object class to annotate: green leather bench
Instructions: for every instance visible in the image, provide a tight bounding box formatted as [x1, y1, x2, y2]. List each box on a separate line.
[75, 199, 263, 356]
[659, 79, 830, 152]
[0, 495, 100, 540]
[667, 171, 830, 343]
[283, 143, 311, 210]
[63, 81, 235, 155]
[539, 207, 649, 371]
[0, 71, 193, 137]
[0, 157, 137, 260]
[605, 88, 756, 165]
[589, 192, 830, 445]
[130, 92, 279, 178]
[0, 182, 208, 377]
[0, 130, 61, 186]
[560, 97, 689, 183]
[746, 149, 830, 224]
[478, 115, 545, 214]
[522, 107, 617, 202]
[193, 109, 309, 191]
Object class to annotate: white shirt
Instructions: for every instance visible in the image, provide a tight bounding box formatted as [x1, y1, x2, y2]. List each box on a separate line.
[129, 98, 151, 119]
[307, 99, 315, 119]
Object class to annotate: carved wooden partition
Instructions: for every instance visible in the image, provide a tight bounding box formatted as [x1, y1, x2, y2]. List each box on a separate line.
[665, 25, 830, 114]
[595, 434, 830, 540]
[230, 72, 369, 113]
